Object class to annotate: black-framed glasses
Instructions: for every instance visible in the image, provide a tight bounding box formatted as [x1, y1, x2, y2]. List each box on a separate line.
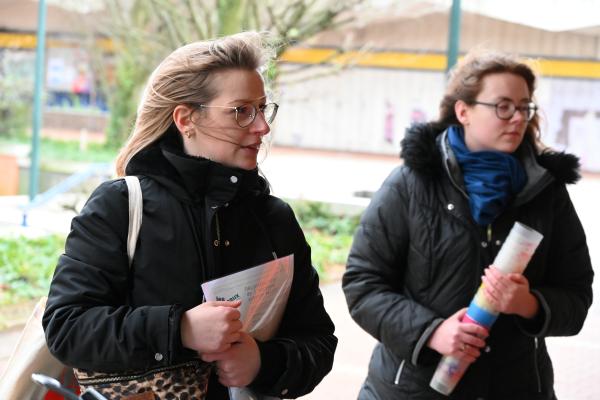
[198, 102, 279, 128]
[471, 100, 538, 122]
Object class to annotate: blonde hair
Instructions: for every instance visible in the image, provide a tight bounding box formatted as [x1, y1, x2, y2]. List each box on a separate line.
[115, 31, 273, 176]
[438, 50, 541, 147]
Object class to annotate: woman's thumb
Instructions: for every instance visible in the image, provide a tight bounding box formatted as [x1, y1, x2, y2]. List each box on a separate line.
[454, 307, 468, 320]
[210, 300, 242, 308]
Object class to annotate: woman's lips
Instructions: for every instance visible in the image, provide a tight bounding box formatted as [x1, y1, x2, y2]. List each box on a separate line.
[241, 142, 261, 150]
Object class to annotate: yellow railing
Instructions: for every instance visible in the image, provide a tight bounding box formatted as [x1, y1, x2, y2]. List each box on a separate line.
[2, 32, 598, 79]
[280, 47, 600, 79]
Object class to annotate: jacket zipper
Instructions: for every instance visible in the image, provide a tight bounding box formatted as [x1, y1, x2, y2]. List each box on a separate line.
[439, 131, 469, 200]
[203, 205, 220, 282]
[394, 359, 405, 385]
[213, 211, 221, 247]
[533, 337, 542, 392]
[76, 361, 203, 385]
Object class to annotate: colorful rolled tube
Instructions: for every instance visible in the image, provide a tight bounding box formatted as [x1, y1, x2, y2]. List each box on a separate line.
[430, 222, 543, 396]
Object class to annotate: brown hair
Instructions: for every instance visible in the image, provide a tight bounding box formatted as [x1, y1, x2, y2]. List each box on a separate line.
[438, 50, 541, 147]
[115, 31, 273, 176]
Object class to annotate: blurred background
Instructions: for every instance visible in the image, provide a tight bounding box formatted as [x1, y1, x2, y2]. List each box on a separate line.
[0, 0, 598, 399]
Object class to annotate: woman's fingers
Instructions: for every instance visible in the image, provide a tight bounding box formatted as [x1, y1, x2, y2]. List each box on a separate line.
[462, 320, 489, 339]
[461, 343, 480, 363]
[482, 275, 499, 302]
[462, 333, 486, 349]
[228, 331, 241, 344]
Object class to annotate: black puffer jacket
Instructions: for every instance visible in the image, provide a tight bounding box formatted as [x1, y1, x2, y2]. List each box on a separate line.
[43, 131, 337, 399]
[343, 123, 593, 400]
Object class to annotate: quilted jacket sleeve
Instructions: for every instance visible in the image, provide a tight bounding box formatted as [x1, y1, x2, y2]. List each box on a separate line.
[518, 184, 594, 338]
[343, 167, 442, 366]
[43, 180, 184, 372]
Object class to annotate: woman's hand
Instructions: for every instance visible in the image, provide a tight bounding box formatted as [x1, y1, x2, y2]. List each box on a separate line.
[201, 331, 261, 387]
[180, 300, 243, 353]
[427, 308, 488, 363]
[482, 267, 539, 319]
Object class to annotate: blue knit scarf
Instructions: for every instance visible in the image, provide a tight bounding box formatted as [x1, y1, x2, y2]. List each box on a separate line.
[447, 126, 527, 225]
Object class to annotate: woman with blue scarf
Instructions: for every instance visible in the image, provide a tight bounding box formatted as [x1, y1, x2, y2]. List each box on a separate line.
[343, 51, 593, 400]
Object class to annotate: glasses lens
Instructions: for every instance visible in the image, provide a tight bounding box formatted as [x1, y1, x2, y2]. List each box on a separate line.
[263, 103, 278, 124]
[495, 101, 515, 120]
[236, 104, 256, 128]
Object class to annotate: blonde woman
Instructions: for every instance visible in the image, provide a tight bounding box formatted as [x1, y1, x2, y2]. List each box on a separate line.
[44, 32, 336, 399]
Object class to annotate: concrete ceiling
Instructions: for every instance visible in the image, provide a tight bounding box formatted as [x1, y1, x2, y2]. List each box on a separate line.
[0, 0, 105, 34]
[363, 0, 600, 35]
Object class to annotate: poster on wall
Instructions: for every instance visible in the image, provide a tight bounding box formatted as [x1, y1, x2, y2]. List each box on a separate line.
[45, 47, 93, 108]
[540, 79, 600, 173]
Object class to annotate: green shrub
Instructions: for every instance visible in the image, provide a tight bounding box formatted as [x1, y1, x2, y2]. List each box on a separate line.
[290, 200, 360, 236]
[0, 65, 33, 139]
[289, 200, 361, 278]
[0, 235, 65, 305]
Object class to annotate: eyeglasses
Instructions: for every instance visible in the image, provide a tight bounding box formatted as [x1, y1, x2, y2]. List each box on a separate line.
[471, 100, 538, 122]
[197, 102, 279, 128]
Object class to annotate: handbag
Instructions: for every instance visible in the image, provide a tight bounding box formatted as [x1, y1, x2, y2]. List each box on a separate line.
[73, 176, 211, 399]
[0, 297, 66, 399]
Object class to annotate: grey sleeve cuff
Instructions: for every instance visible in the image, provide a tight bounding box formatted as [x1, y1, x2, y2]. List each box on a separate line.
[411, 317, 445, 366]
[516, 289, 551, 337]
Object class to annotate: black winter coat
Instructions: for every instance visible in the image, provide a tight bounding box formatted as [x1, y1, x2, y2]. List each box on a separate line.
[343, 123, 594, 400]
[43, 132, 337, 399]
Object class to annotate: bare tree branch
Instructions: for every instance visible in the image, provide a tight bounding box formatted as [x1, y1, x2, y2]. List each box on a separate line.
[95, 0, 369, 145]
[149, 0, 183, 49]
[184, 0, 208, 39]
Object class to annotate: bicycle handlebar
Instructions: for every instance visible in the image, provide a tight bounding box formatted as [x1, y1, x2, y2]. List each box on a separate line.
[31, 373, 107, 400]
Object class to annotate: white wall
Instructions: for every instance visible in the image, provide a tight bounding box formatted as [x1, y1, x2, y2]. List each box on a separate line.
[274, 66, 445, 155]
[275, 66, 600, 172]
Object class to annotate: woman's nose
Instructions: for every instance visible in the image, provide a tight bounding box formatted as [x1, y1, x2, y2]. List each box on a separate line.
[510, 108, 527, 123]
[249, 111, 270, 136]
[510, 108, 527, 124]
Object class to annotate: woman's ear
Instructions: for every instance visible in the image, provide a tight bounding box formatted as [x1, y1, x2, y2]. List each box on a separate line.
[455, 100, 470, 126]
[172, 105, 195, 135]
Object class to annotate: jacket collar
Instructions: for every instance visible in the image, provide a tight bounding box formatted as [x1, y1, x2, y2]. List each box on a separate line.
[401, 122, 581, 192]
[126, 127, 268, 205]
[162, 147, 263, 206]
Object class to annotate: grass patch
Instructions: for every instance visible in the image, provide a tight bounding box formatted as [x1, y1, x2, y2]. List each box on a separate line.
[39, 138, 117, 163]
[0, 202, 361, 309]
[0, 137, 117, 164]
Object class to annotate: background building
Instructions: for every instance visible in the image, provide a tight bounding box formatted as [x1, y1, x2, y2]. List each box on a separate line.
[1, 0, 599, 170]
[0, 0, 109, 139]
[275, 1, 600, 171]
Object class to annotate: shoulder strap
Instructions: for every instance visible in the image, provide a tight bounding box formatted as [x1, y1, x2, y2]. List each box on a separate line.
[124, 176, 143, 268]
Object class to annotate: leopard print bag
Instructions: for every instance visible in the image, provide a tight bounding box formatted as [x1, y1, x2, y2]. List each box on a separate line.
[74, 360, 212, 400]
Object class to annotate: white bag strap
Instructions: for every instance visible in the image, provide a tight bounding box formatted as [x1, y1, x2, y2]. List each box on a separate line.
[124, 176, 143, 268]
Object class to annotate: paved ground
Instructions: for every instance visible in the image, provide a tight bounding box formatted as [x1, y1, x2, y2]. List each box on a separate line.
[1, 146, 598, 399]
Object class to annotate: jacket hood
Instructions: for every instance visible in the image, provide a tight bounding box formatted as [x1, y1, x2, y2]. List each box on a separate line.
[400, 122, 581, 185]
[125, 126, 270, 204]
